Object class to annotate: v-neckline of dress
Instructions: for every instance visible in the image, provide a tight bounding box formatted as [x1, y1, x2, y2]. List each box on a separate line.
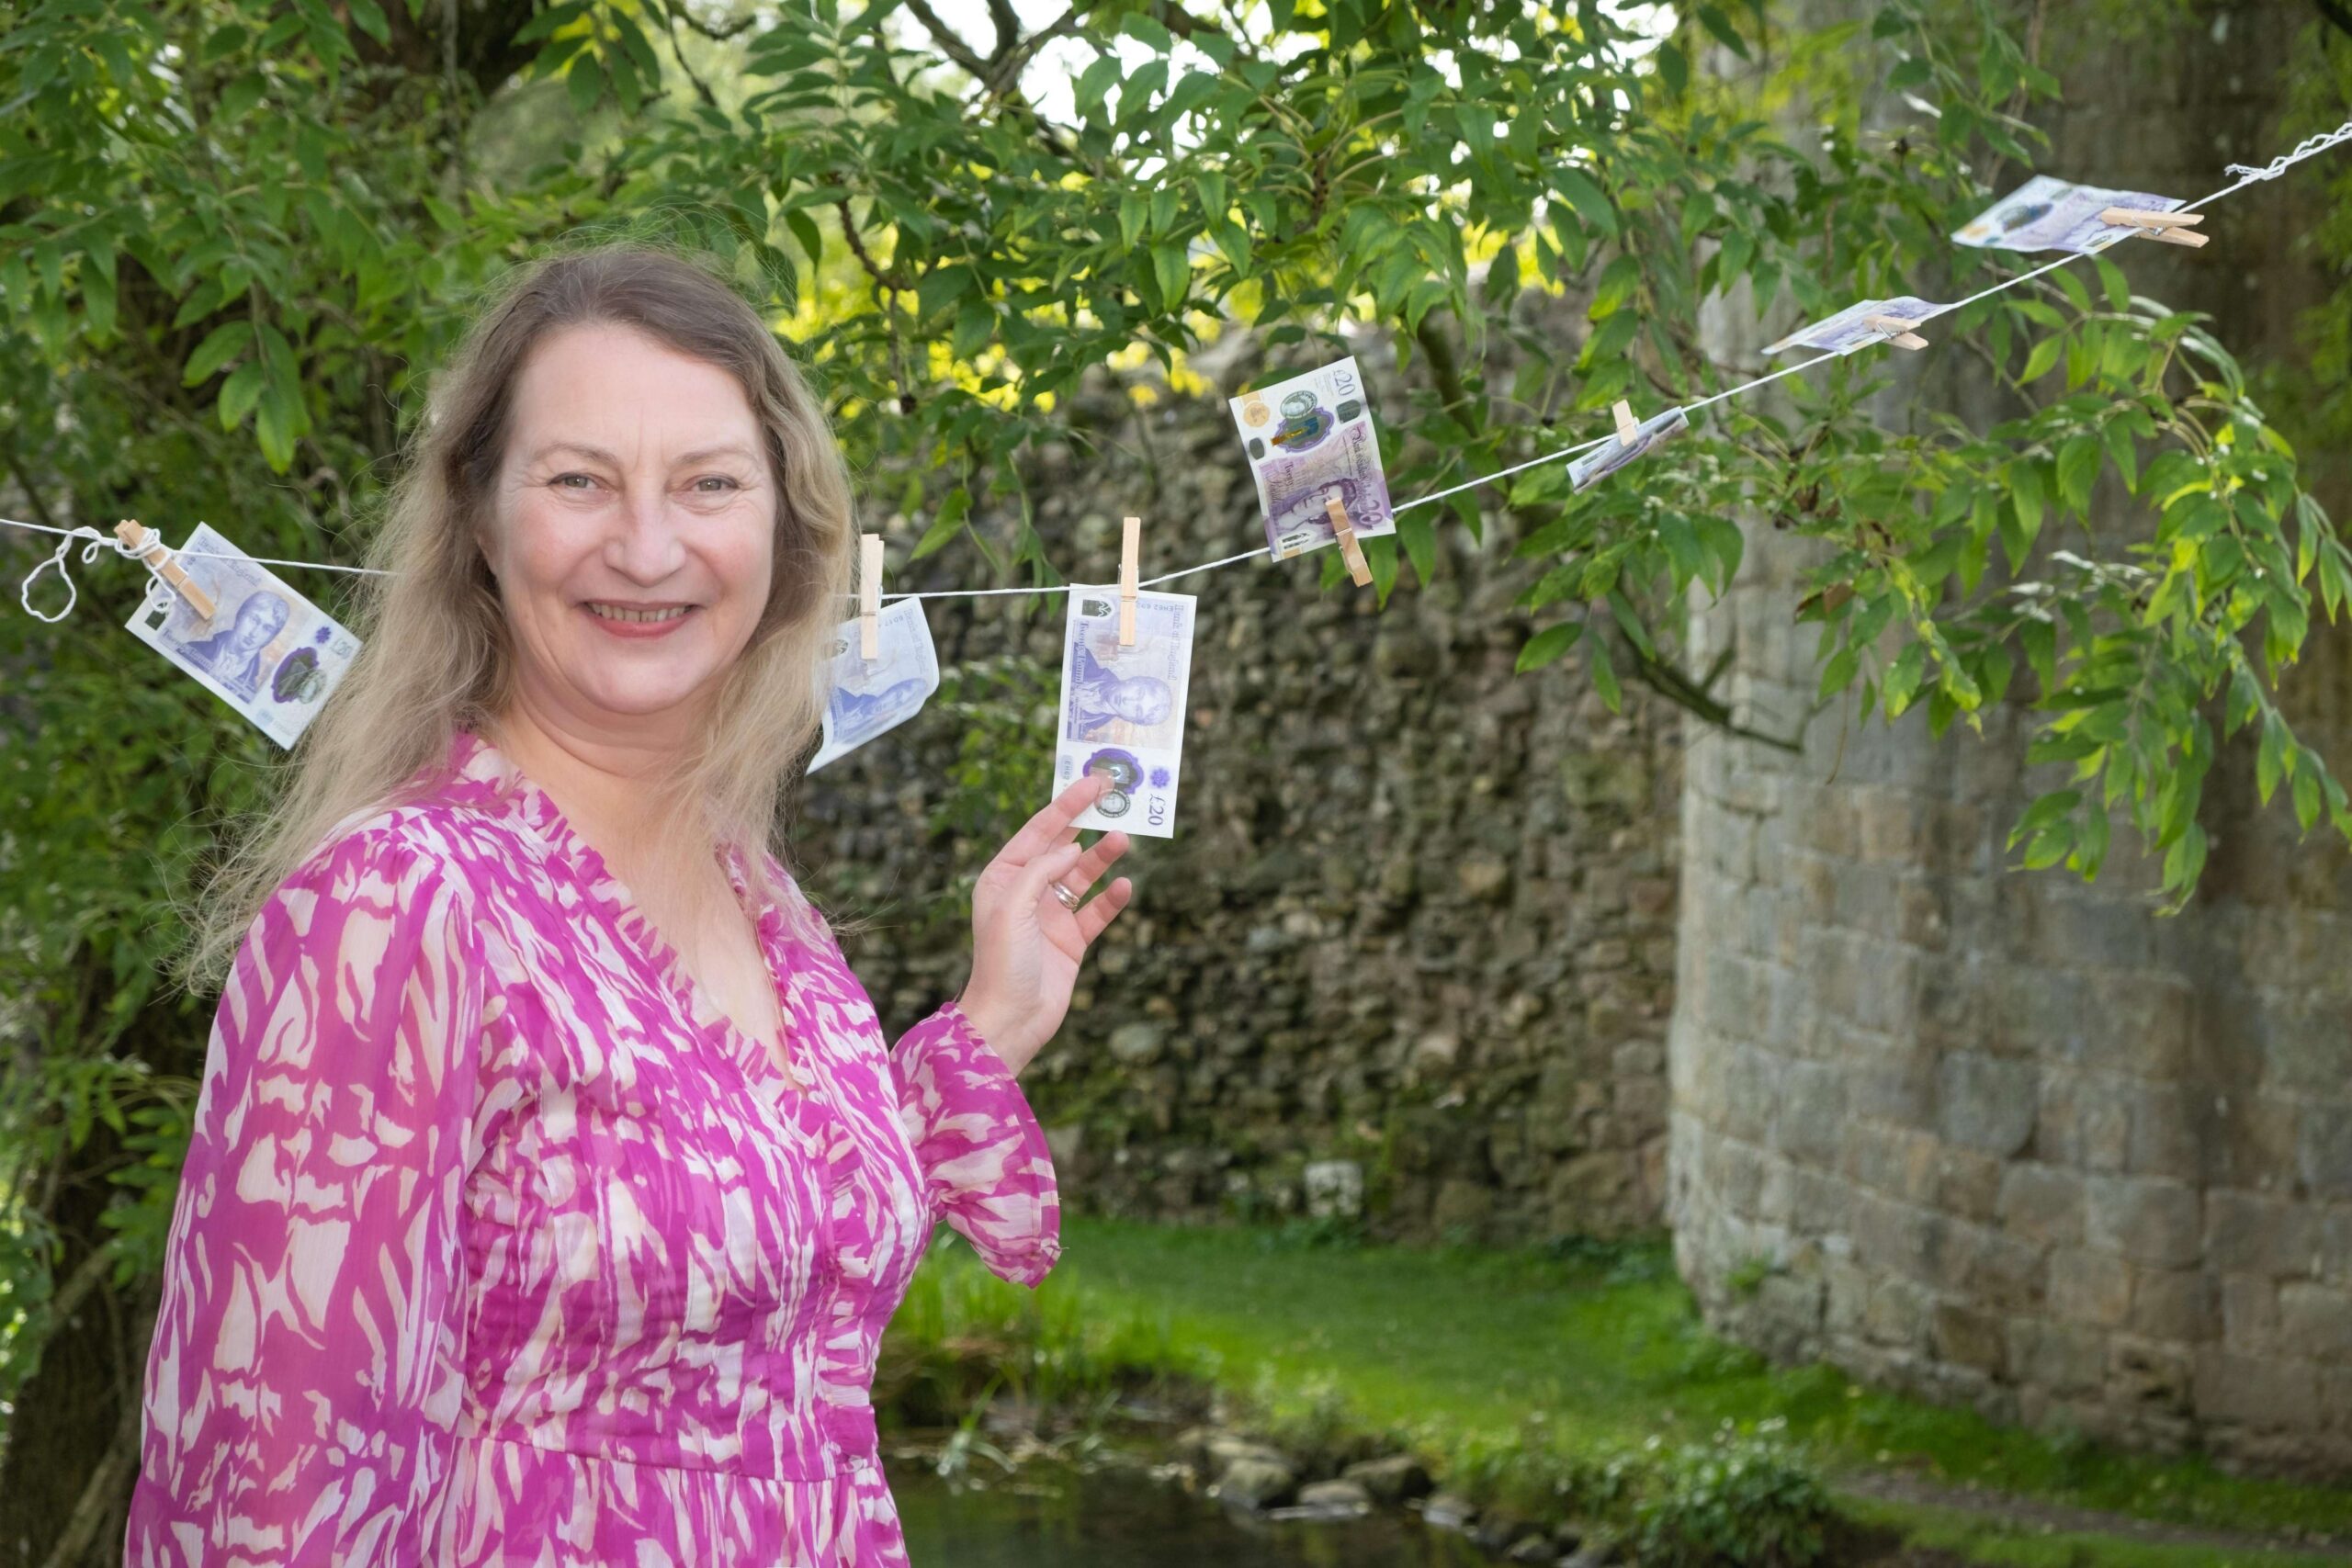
[453, 726, 818, 1096]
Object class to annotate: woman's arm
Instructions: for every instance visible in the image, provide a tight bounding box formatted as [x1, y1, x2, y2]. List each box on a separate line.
[883, 997, 1063, 1288]
[125, 828, 488, 1566]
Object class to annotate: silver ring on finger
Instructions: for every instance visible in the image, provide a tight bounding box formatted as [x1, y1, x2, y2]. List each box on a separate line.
[1048, 878, 1081, 910]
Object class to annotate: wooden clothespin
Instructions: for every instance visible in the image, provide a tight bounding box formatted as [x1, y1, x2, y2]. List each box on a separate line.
[115, 520, 218, 620]
[1864, 314, 1931, 351]
[1119, 514, 1141, 646]
[858, 533, 883, 660]
[2098, 207, 2209, 248]
[1612, 400, 1641, 447]
[1321, 491, 1373, 587]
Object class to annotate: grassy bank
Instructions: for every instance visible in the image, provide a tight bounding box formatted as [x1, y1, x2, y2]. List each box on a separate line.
[877, 1216, 2352, 1567]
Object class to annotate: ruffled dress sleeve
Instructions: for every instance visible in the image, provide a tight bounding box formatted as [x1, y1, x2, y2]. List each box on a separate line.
[125, 828, 488, 1566]
[884, 998, 1063, 1289]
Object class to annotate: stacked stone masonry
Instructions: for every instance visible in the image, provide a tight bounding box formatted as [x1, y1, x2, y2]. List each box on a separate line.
[799, 335, 1680, 1247]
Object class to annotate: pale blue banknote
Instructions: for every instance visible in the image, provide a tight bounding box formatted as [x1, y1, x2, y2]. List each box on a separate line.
[1953, 175, 2183, 254]
[1568, 406, 1690, 492]
[1053, 589, 1195, 839]
[1766, 296, 1944, 355]
[1227, 356, 1396, 560]
[808, 595, 939, 773]
[123, 523, 361, 750]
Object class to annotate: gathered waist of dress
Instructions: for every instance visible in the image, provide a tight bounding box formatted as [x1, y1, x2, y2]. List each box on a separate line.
[456, 1398, 880, 1483]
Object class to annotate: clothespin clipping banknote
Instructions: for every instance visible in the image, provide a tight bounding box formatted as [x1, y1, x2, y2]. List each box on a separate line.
[117, 519, 218, 618]
[1570, 401, 1690, 493]
[859, 533, 883, 659]
[1229, 356, 1394, 582]
[1120, 514, 1142, 645]
[121, 522, 361, 749]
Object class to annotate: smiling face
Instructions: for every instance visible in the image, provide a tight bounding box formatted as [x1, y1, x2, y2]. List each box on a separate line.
[484, 321, 775, 739]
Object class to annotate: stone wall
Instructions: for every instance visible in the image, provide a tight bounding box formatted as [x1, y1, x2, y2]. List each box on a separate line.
[792, 340, 1680, 1243]
[1669, 1, 2352, 1479]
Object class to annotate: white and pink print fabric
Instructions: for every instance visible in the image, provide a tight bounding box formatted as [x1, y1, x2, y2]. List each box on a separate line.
[125, 726, 1061, 1565]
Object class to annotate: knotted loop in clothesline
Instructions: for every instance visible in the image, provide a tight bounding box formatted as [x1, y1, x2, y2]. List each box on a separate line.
[18, 524, 157, 625]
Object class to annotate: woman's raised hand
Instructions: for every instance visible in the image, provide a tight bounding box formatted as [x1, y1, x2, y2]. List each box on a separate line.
[955, 773, 1135, 1075]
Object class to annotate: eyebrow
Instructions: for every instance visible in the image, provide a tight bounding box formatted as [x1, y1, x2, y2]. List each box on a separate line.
[530, 440, 760, 467]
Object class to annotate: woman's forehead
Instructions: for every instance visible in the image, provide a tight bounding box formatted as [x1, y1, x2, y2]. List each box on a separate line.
[509, 325, 760, 454]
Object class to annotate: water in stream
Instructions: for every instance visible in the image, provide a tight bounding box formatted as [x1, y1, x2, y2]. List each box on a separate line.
[890, 1453, 1496, 1568]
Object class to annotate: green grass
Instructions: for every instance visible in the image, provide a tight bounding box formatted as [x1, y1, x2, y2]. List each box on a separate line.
[885, 1216, 2352, 1566]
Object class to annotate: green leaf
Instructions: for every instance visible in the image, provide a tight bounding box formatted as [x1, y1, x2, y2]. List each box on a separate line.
[1398, 508, 1436, 586]
[1587, 628, 1622, 712]
[910, 488, 972, 561]
[2018, 334, 2063, 384]
[1153, 245, 1188, 310]
[1655, 41, 1687, 96]
[1883, 640, 1927, 716]
[1554, 168, 1617, 240]
[182, 321, 253, 386]
[1605, 590, 1655, 659]
[952, 298, 994, 358]
[217, 71, 266, 125]
[1696, 5, 1750, 58]
[2056, 434, 2101, 513]
[1818, 645, 1858, 702]
[216, 361, 266, 430]
[1515, 620, 1583, 673]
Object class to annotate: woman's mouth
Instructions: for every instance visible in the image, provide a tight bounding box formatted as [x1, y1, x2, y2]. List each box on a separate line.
[583, 602, 697, 637]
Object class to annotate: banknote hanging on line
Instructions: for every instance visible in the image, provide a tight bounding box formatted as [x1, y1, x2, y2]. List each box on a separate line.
[124, 523, 362, 749]
[807, 596, 939, 773]
[1953, 176, 2188, 254]
[1766, 296, 1946, 355]
[1227, 357, 1396, 560]
[1053, 587, 1196, 838]
[1569, 407, 1690, 491]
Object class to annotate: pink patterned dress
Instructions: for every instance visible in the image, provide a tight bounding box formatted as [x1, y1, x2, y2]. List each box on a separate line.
[125, 727, 1062, 1565]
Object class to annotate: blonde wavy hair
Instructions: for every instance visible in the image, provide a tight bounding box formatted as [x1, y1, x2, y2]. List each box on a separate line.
[175, 239, 856, 993]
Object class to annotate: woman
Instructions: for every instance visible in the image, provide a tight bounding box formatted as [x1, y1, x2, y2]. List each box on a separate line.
[125, 243, 1134, 1565]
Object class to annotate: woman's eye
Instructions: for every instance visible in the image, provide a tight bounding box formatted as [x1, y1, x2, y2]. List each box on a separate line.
[553, 473, 595, 491]
[695, 476, 741, 492]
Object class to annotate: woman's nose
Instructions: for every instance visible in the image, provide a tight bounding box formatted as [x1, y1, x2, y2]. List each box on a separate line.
[605, 484, 690, 580]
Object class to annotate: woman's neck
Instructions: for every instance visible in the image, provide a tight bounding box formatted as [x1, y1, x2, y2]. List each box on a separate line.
[487, 704, 699, 872]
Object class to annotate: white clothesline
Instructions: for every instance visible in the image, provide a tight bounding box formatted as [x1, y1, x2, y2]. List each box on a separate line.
[11, 113, 2352, 626]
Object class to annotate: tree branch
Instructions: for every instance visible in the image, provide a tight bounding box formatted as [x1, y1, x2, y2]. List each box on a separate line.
[901, 0, 994, 81]
[662, 0, 756, 42]
[835, 197, 912, 291]
[1626, 637, 1810, 751]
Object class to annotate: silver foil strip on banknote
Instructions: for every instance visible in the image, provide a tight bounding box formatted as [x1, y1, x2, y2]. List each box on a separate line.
[808, 595, 939, 773]
[1568, 406, 1690, 492]
[1227, 356, 1396, 560]
[122, 523, 361, 750]
[1054, 587, 1195, 839]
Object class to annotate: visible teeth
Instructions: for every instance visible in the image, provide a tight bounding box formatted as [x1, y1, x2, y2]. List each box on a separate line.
[589, 604, 690, 624]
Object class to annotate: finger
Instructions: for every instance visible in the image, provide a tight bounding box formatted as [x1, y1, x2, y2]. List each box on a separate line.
[1060, 829, 1131, 894]
[1015, 839, 1090, 908]
[1001, 773, 1114, 864]
[1076, 876, 1133, 946]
